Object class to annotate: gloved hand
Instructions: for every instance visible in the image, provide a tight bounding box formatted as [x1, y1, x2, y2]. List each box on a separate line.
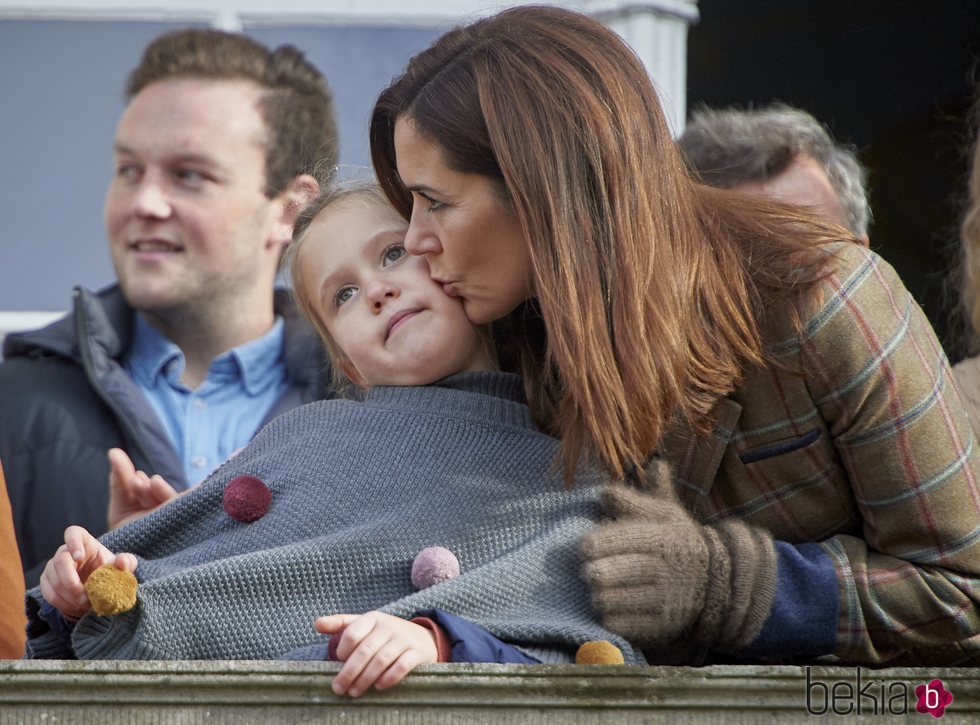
[581, 458, 776, 654]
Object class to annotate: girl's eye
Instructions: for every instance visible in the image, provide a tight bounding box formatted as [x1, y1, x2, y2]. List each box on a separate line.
[334, 286, 356, 307]
[383, 245, 406, 265]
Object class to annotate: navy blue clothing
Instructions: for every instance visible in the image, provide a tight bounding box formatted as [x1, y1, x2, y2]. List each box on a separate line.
[416, 609, 540, 664]
[744, 542, 839, 658]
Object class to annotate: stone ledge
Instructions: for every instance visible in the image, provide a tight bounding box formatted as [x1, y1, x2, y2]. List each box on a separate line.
[1, 660, 978, 723]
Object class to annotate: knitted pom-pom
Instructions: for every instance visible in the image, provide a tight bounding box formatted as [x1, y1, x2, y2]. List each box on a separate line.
[411, 546, 460, 590]
[84, 564, 138, 616]
[222, 475, 272, 523]
[575, 640, 625, 665]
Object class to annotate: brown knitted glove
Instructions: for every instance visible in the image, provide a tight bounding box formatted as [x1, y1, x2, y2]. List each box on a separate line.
[581, 460, 777, 654]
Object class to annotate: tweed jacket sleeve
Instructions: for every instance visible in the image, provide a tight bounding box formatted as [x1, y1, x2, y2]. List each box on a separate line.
[672, 242, 980, 665]
[804, 245, 980, 663]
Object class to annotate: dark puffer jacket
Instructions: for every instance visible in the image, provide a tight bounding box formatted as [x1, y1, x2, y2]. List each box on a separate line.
[0, 284, 332, 587]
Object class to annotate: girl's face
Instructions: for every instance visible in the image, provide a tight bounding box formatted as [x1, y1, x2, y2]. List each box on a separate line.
[393, 116, 534, 325]
[299, 197, 495, 387]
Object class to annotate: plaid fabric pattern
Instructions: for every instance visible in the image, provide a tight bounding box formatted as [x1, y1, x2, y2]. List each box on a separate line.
[665, 242, 980, 665]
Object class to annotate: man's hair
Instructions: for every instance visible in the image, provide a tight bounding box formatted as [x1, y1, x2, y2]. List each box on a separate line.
[127, 28, 338, 196]
[371, 6, 843, 481]
[678, 104, 870, 237]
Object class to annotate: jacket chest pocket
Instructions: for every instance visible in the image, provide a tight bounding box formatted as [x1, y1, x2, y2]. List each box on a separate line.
[707, 427, 859, 543]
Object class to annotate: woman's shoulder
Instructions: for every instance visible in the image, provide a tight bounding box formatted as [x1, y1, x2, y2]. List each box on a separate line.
[799, 241, 910, 328]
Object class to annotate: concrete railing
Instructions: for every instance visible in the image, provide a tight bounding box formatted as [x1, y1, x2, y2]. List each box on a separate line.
[1, 660, 978, 723]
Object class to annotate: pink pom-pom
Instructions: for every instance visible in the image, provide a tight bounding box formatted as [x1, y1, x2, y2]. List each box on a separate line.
[411, 546, 460, 590]
[222, 475, 271, 523]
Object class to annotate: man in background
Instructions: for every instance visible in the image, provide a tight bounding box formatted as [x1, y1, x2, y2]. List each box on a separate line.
[679, 103, 871, 243]
[0, 28, 338, 586]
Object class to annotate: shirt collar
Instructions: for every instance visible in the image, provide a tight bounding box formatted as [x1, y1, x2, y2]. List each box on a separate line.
[126, 313, 184, 386]
[227, 317, 285, 395]
[126, 313, 285, 394]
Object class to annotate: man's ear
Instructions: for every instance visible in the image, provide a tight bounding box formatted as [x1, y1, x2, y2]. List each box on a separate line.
[270, 173, 320, 249]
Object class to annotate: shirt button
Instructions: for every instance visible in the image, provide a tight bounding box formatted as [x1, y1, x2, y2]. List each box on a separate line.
[192, 456, 208, 468]
[193, 398, 207, 410]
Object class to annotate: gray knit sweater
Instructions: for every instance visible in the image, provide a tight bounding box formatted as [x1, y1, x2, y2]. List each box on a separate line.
[26, 372, 642, 664]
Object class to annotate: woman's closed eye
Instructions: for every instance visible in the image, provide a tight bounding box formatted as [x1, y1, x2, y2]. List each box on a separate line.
[416, 191, 445, 212]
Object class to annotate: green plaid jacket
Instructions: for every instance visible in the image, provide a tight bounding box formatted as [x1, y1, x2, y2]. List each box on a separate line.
[665, 242, 980, 665]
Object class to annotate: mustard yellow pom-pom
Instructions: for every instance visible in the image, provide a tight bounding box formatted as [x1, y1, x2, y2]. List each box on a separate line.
[84, 564, 138, 616]
[575, 640, 625, 665]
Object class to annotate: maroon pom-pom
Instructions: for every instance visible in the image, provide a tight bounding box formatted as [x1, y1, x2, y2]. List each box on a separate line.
[411, 546, 461, 590]
[222, 475, 271, 523]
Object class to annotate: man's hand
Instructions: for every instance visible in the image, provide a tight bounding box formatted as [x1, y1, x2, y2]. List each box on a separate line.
[107, 448, 179, 530]
[39, 525, 137, 620]
[315, 612, 438, 697]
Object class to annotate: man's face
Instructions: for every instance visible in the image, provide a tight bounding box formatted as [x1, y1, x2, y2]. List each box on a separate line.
[105, 78, 287, 317]
[736, 154, 858, 239]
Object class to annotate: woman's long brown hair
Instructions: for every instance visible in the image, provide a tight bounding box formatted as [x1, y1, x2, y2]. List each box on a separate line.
[371, 6, 853, 482]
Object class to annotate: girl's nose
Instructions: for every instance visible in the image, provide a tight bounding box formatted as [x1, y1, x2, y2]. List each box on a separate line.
[367, 279, 400, 311]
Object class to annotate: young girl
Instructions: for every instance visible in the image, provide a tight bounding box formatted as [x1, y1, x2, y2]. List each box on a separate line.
[30, 183, 643, 695]
[370, 6, 980, 665]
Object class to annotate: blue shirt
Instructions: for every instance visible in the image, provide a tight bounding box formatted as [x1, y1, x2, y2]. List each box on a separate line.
[124, 314, 289, 486]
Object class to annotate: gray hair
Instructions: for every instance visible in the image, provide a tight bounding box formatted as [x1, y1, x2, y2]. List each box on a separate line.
[678, 103, 870, 237]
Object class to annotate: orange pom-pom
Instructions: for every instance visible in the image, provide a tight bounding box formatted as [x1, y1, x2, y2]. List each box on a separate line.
[84, 564, 138, 616]
[575, 640, 624, 664]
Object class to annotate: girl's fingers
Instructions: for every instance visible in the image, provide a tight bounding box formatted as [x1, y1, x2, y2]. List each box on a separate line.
[63, 526, 88, 561]
[332, 626, 386, 694]
[346, 639, 408, 697]
[113, 552, 139, 573]
[148, 475, 178, 505]
[373, 650, 426, 691]
[315, 614, 358, 635]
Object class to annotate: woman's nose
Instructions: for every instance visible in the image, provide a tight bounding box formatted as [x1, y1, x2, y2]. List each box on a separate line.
[404, 204, 443, 256]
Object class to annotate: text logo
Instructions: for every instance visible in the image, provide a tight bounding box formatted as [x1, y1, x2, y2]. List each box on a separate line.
[916, 679, 953, 719]
[805, 669, 954, 717]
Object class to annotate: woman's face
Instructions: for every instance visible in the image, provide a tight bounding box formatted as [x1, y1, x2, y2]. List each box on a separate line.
[393, 116, 534, 325]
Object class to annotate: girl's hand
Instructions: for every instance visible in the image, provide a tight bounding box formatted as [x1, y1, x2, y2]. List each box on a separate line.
[315, 612, 438, 697]
[39, 525, 137, 620]
[107, 447, 179, 529]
